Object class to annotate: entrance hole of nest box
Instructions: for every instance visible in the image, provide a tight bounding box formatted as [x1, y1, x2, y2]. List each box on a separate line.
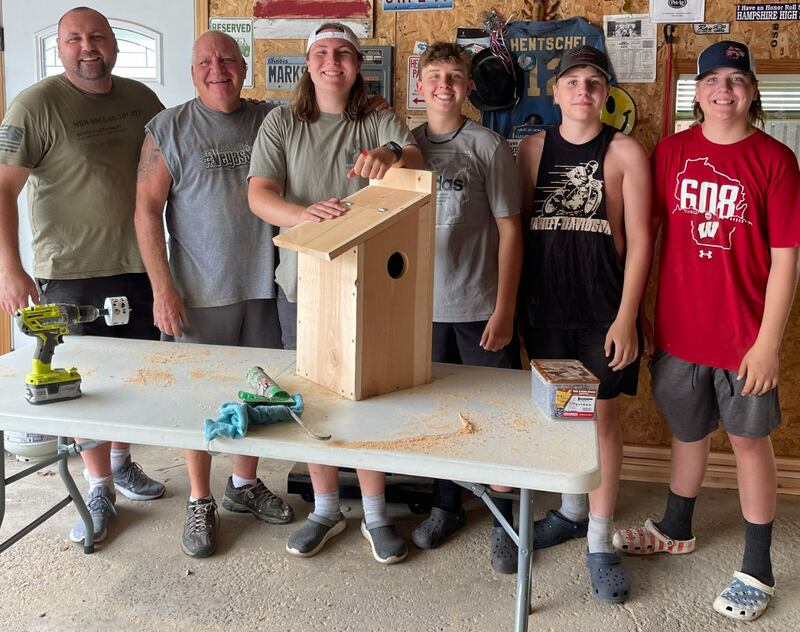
[386, 251, 407, 279]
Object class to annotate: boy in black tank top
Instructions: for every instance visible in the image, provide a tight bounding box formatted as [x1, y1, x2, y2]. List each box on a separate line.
[517, 46, 652, 604]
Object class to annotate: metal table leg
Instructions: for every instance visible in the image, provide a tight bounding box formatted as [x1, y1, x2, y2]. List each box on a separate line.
[0, 430, 6, 534]
[58, 437, 95, 554]
[0, 434, 103, 555]
[455, 482, 534, 631]
[514, 488, 534, 632]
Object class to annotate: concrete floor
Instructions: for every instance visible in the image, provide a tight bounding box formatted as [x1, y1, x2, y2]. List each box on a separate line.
[1, 445, 798, 632]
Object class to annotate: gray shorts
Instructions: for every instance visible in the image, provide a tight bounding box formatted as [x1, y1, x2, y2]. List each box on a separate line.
[649, 348, 781, 442]
[276, 289, 296, 351]
[166, 299, 282, 349]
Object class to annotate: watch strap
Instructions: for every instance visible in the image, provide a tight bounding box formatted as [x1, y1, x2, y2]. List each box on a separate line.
[383, 141, 402, 162]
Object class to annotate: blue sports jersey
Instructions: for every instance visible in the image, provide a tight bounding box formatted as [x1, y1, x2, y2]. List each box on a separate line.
[483, 17, 606, 138]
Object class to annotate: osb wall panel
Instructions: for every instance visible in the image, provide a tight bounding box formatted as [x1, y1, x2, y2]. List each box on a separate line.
[209, 1, 800, 458]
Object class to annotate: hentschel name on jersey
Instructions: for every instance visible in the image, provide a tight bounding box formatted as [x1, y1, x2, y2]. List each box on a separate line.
[509, 35, 588, 53]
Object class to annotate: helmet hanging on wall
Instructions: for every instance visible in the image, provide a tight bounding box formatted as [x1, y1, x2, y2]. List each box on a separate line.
[468, 48, 523, 112]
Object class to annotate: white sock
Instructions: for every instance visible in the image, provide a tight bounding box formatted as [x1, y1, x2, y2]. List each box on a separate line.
[362, 494, 387, 526]
[313, 491, 341, 522]
[110, 447, 130, 472]
[189, 495, 213, 503]
[559, 493, 589, 522]
[587, 513, 614, 554]
[88, 474, 114, 496]
[232, 474, 257, 488]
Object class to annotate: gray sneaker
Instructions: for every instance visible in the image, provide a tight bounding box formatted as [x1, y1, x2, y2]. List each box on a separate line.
[181, 498, 219, 558]
[69, 485, 117, 544]
[286, 513, 347, 557]
[361, 520, 407, 565]
[112, 455, 166, 501]
[222, 477, 294, 524]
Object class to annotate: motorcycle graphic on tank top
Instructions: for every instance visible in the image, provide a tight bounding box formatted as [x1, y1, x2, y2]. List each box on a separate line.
[541, 160, 603, 218]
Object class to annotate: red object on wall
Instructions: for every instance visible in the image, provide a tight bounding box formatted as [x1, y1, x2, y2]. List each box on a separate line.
[254, 1, 372, 19]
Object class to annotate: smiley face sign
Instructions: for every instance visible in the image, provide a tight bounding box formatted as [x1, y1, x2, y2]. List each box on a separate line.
[601, 86, 637, 135]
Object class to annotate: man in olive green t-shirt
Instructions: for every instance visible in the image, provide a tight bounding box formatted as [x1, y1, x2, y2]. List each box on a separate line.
[0, 7, 165, 547]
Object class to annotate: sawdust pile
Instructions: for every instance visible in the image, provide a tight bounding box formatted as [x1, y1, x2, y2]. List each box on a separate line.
[337, 412, 475, 453]
[124, 369, 177, 387]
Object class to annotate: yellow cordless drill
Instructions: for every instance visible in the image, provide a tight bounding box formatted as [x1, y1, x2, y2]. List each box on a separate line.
[14, 297, 130, 404]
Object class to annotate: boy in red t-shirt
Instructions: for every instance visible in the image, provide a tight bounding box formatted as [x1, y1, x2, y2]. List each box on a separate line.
[613, 41, 800, 621]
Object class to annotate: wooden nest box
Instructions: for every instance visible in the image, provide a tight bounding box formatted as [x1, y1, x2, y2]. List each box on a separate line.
[274, 168, 436, 401]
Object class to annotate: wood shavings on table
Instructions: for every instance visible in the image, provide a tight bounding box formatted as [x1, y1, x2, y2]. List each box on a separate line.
[123, 369, 177, 387]
[144, 347, 211, 365]
[188, 369, 241, 382]
[458, 412, 476, 434]
[510, 412, 535, 432]
[335, 413, 475, 453]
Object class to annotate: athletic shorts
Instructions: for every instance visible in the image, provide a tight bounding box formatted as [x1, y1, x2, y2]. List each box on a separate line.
[36, 273, 158, 341]
[432, 321, 520, 369]
[276, 289, 296, 351]
[166, 299, 282, 349]
[524, 326, 641, 400]
[649, 348, 781, 442]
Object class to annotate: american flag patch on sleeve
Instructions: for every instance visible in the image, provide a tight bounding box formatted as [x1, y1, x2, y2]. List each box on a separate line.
[0, 125, 24, 152]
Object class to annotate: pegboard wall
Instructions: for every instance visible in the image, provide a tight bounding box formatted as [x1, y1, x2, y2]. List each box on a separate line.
[210, 0, 800, 458]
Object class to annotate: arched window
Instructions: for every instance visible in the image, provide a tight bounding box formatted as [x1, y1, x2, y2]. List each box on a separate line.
[37, 20, 162, 84]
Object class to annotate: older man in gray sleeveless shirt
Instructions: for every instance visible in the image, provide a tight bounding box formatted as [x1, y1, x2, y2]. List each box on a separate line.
[134, 30, 293, 558]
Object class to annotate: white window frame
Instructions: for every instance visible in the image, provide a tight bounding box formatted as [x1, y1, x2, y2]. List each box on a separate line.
[35, 19, 163, 85]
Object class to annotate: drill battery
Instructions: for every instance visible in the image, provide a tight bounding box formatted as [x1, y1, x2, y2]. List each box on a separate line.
[24, 372, 82, 405]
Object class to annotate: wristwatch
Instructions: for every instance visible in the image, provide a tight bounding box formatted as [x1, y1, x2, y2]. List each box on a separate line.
[383, 141, 403, 163]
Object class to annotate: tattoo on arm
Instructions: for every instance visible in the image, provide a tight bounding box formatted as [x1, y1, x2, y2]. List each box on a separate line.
[136, 135, 162, 182]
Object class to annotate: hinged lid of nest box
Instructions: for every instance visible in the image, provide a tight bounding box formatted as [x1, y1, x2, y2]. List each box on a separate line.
[273, 168, 434, 261]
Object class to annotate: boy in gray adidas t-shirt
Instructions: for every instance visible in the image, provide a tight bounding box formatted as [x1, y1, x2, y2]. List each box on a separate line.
[410, 42, 523, 573]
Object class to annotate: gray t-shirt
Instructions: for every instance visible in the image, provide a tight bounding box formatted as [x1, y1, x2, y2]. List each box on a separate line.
[248, 106, 416, 302]
[146, 99, 277, 308]
[413, 119, 520, 322]
[0, 75, 163, 279]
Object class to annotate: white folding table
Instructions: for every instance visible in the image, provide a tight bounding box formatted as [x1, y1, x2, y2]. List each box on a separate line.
[0, 337, 599, 632]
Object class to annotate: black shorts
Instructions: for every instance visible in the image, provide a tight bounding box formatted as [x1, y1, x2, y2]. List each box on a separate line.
[36, 273, 158, 341]
[432, 321, 520, 369]
[524, 326, 640, 400]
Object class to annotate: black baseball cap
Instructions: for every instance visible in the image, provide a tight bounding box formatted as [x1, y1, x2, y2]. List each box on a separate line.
[556, 45, 614, 82]
[695, 40, 756, 79]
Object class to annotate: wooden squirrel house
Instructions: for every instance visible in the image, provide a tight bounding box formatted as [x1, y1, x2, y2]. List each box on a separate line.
[274, 168, 436, 401]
